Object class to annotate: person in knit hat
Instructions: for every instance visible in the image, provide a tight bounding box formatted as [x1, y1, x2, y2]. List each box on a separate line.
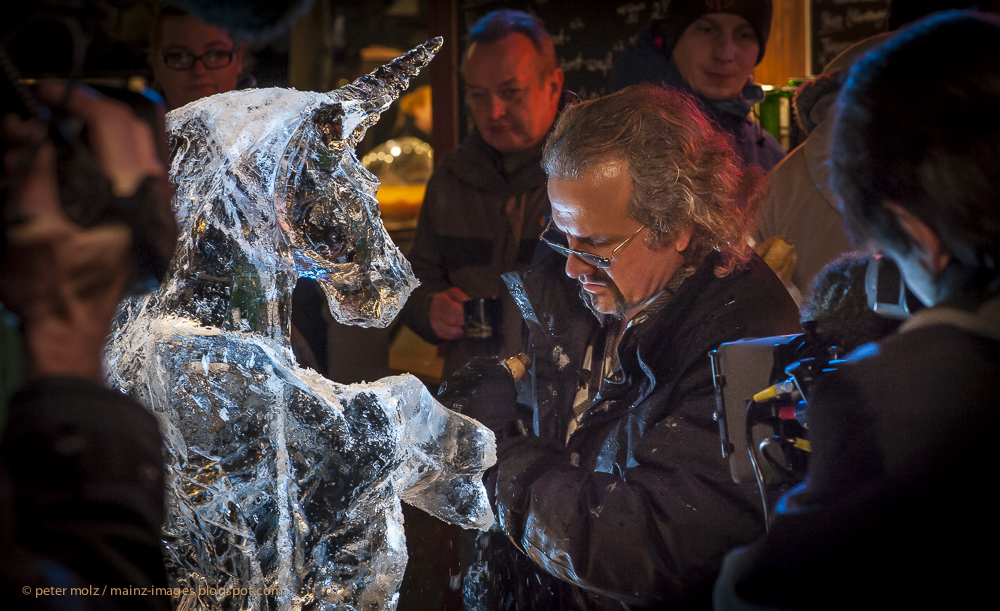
[653, 0, 773, 67]
[609, 0, 784, 172]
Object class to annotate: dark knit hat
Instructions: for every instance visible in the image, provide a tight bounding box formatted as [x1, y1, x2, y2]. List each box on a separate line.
[652, 0, 773, 65]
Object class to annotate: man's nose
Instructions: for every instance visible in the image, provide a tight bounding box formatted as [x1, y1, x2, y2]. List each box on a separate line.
[565, 251, 597, 279]
[714, 34, 737, 61]
[488, 94, 506, 120]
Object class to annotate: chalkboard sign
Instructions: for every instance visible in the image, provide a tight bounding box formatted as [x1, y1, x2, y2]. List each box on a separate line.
[461, 0, 663, 100]
[810, 0, 889, 73]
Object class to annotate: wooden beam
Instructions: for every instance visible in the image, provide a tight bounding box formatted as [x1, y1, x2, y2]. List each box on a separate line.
[755, 0, 810, 88]
[427, 0, 460, 163]
[289, 0, 334, 92]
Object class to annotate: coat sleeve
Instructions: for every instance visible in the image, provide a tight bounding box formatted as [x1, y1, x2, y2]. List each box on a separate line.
[1, 377, 170, 611]
[400, 171, 452, 345]
[493, 381, 767, 606]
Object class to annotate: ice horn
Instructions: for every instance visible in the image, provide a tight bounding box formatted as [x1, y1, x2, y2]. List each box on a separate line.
[338, 37, 443, 148]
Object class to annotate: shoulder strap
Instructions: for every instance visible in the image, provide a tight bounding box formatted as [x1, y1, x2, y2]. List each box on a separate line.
[900, 296, 1000, 342]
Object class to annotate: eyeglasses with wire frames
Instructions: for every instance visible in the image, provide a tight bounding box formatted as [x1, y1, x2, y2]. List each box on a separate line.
[540, 217, 647, 269]
[161, 48, 236, 71]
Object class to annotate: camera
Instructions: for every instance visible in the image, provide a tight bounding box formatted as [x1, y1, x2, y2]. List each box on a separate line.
[1, 1, 174, 291]
[710, 328, 837, 489]
[710, 255, 919, 513]
[1, 2, 176, 404]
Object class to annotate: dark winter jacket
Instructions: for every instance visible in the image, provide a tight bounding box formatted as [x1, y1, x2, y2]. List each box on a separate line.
[0, 378, 169, 611]
[401, 131, 549, 377]
[473, 251, 800, 608]
[608, 30, 785, 173]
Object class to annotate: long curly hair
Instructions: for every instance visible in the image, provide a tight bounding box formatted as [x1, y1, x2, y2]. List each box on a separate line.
[542, 84, 760, 276]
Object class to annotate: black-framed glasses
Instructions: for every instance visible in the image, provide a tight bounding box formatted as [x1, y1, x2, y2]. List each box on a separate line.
[540, 217, 646, 269]
[161, 49, 236, 71]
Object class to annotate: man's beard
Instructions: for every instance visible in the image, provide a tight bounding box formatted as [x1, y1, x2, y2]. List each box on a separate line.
[578, 277, 630, 321]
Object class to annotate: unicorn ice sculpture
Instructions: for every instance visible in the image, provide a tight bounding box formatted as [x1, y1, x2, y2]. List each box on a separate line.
[107, 39, 495, 611]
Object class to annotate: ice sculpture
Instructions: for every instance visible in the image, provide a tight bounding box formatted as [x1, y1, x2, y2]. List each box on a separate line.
[106, 38, 496, 611]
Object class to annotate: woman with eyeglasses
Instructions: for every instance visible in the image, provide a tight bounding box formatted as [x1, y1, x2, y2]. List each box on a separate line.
[149, 7, 245, 110]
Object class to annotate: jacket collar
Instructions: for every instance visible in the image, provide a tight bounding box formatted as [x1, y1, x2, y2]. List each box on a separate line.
[441, 130, 547, 194]
[505, 252, 719, 430]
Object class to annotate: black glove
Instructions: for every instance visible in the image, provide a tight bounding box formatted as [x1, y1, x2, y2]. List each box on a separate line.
[436, 357, 520, 437]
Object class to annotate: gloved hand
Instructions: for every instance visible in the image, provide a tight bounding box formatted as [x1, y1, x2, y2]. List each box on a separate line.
[436, 356, 524, 439]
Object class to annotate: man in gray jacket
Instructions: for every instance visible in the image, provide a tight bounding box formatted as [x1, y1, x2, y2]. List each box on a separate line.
[401, 9, 563, 377]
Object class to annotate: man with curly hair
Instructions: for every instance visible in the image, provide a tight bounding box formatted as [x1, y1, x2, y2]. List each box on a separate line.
[453, 84, 799, 609]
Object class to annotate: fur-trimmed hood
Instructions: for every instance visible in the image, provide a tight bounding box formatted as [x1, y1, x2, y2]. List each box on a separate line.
[791, 34, 893, 211]
[793, 33, 892, 135]
[793, 69, 846, 135]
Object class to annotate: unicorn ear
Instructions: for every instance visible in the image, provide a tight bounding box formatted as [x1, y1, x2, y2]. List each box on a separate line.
[336, 37, 443, 147]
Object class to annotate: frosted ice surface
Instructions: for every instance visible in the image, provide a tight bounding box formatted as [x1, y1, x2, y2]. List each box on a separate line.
[106, 38, 496, 611]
